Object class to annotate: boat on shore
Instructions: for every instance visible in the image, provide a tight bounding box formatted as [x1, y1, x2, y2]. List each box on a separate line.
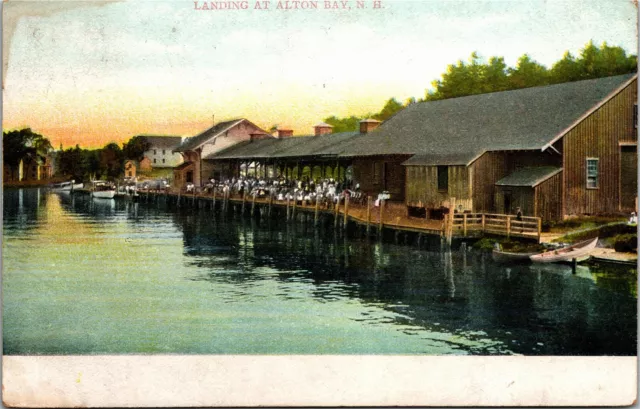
[492, 249, 540, 263]
[530, 237, 599, 264]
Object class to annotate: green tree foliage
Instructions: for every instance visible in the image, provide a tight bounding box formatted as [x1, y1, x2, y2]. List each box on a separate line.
[57, 142, 124, 181]
[57, 145, 89, 181]
[372, 98, 405, 121]
[425, 41, 636, 101]
[100, 142, 125, 179]
[323, 115, 365, 133]
[3, 128, 52, 180]
[122, 135, 151, 160]
[550, 41, 637, 83]
[324, 98, 412, 133]
[508, 54, 549, 89]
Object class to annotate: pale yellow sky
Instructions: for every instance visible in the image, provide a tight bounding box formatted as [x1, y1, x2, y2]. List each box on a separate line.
[2, 0, 637, 148]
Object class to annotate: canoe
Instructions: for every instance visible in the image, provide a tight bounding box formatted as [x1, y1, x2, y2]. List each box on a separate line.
[530, 237, 599, 264]
[492, 249, 540, 263]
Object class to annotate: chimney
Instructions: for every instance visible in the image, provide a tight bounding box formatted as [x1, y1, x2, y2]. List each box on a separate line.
[314, 122, 333, 136]
[276, 127, 294, 138]
[359, 118, 381, 134]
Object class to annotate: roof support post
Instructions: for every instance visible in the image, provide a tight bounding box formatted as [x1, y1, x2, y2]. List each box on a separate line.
[546, 145, 561, 155]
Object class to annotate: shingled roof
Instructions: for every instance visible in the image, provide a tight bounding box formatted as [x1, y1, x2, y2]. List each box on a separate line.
[206, 131, 360, 160]
[496, 166, 562, 187]
[140, 135, 183, 149]
[201, 74, 636, 164]
[334, 74, 635, 164]
[174, 119, 270, 153]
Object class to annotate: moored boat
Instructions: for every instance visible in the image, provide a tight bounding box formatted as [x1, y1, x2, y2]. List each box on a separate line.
[492, 249, 540, 263]
[50, 180, 84, 191]
[92, 190, 116, 199]
[91, 181, 116, 199]
[529, 237, 599, 264]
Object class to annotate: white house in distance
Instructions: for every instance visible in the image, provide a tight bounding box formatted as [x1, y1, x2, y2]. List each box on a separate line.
[140, 135, 184, 168]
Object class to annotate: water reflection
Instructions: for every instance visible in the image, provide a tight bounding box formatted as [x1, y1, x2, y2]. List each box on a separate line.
[3, 189, 637, 356]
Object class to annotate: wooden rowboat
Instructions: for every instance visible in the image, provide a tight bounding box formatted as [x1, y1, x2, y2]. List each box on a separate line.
[492, 249, 540, 263]
[529, 237, 599, 264]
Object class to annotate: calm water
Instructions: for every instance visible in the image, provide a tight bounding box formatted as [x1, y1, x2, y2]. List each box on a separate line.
[3, 188, 637, 355]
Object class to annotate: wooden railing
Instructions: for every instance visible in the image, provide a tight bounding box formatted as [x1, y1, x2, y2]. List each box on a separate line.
[448, 213, 541, 242]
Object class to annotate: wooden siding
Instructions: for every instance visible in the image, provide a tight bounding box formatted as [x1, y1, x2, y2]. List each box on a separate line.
[620, 146, 637, 210]
[470, 152, 506, 213]
[535, 171, 563, 222]
[405, 165, 471, 209]
[352, 156, 408, 201]
[563, 78, 637, 215]
[495, 186, 534, 216]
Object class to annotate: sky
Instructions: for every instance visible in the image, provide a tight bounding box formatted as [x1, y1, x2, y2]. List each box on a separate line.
[2, 0, 638, 148]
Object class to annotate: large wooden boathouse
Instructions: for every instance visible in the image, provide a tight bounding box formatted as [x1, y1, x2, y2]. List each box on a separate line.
[176, 74, 637, 222]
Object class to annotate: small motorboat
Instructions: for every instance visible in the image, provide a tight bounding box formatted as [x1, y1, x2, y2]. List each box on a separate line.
[492, 249, 540, 263]
[529, 237, 599, 264]
[91, 181, 116, 199]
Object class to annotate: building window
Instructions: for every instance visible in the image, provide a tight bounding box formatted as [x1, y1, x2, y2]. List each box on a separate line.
[153, 158, 157, 164]
[634, 103, 637, 129]
[153, 149, 157, 155]
[437, 166, 448, 192]
[586, 158, 599, 189]
[162, 158, 165, 164]
[162, 149, 166, 155]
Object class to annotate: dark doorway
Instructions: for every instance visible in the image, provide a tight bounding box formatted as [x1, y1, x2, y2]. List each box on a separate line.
[186, 171, 194, 184]
[503, 192, 512, 214]
[620, 146, 637, 210]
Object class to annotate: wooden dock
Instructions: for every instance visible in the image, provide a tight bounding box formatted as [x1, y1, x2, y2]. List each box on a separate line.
[117, 189, 542, 243]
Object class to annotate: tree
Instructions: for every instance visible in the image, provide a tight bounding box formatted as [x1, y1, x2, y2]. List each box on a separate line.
[100, 142, 125, 179]
[508, 54, 549, 89]
[57, 145, 88, 181]
[122, 135, 151, 161]
[3, 128, 52, 180]
[425, 41, 636, 100]
[323, 115, 365, 133]
[373, 98, 404, 121]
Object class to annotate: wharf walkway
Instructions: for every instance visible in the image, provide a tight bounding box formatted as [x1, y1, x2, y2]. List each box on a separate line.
[129, 189, 542, 243]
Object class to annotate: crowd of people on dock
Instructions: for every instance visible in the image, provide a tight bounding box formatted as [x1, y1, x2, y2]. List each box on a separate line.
[195, 176, 369, 207]
[181, 176, 391, 208]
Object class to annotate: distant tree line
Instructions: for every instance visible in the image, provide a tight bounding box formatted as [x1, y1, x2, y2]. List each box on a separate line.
[3, 129, 151, 183]
[324, 41, 637, 130]
[56, 135, 150, 181]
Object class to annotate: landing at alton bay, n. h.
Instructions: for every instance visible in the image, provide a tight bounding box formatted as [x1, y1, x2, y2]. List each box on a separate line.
[193, 1, 383, 10]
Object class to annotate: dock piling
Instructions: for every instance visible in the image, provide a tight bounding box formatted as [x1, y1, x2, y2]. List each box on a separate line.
[242, 191, 247, 215]
[378, 199, 384, 235]
[314, 195, 320, 226]
[292, 195, 297, 221]
[343, 194, 349, 230]
[366, 196, 371, 235]
[334, 196, 340, 229]
[251, 193, 256, 216]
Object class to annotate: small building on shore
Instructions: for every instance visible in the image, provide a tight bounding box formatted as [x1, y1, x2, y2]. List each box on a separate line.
[4, 154, 53, 182]
[124, 157, 152, 178]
